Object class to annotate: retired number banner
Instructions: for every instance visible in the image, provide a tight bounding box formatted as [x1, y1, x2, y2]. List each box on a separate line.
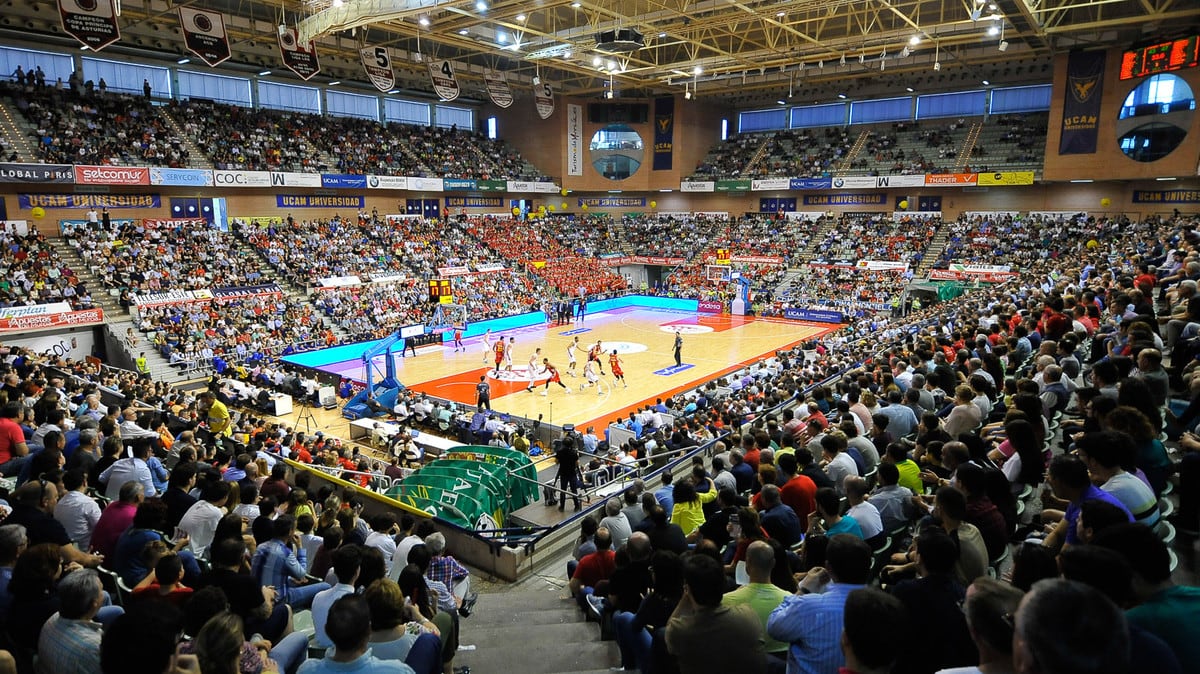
[428, 60, 461, 101]
[59, 0, 120, 51]
[360, 46, 395, 92]
[484, 71, 514, 108]
[535, 82, 555, 119]
[179, 7, 231, 67]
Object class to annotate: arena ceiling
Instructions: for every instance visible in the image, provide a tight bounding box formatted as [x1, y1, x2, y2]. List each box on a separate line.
[5, 0, 1200, 107]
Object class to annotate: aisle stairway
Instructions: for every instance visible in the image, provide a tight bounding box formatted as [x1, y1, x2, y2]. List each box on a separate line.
[454, 569, 619, 674]
[955, 121, 984, 172]
[158, 107, 214, 170]
[914, 222, 952, 277]
[739, 139, 774, 177]
[0, 99, 36, 162]
[833, 129, 871, 176]
[53, 242, 124, 319]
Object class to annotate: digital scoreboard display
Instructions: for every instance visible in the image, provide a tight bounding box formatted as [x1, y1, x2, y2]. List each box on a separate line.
[1120, 35, 1200, 80]
[428, 279, 452, 303]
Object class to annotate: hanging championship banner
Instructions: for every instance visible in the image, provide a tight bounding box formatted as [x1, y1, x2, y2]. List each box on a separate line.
[178, 7, 230, 67]
[1059, 50, 1106, 155]
[360, 46, 395, 93]
[59, 0, 120, 52]
[484, 71, 514, 108]
[428, 60, 461, 101]
[534, 82, 555, 119]
[278, 27, 320, 81]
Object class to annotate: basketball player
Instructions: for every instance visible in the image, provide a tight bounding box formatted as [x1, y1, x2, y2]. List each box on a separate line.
[525, 347, 543, 392]
[609, 349, 628, 389]
[581, 357, 604, 395]
[504, 337, 516, 371]
[482, 328, 494, 364]
[540, 358, 571, 396]
[452, 325, 464, 352]
[589, 339, 606, 375]
[566, 336, 580, 376]
[493, 335, 506, 376]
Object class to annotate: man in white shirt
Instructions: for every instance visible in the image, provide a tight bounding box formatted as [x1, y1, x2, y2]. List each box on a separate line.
[98, 438, 157, 500]
[363, 514, 399, 569]
[388, 514, 424, 580]
[179, 480, 232, 558]
[843, 476, 884, 544]
[311, 545, 361, 650]
[820, 433, 859, 495]
[54, 468, 102, 551]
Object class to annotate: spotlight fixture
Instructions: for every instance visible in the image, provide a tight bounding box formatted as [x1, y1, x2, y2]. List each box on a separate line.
[693, 65, 702, 75]
[458, 28, 469, 35]
[900, 46, 910, 58]
[933, 61, 941, 71]
[592, 56, 602, 66]
[418, 15, 430, 26]
[177, 57, 190, 64]
[982, 79, 990, 85]
[259, 70, 272, 76]
[571, 1, 581, 7]
[837, 93, 846, 99]
[515, 14, 526, 21]
[777, 99, 786, 105]
[906, 86, 914, 92]
[909, 35, 921, 46]
[987, 25, 999, 36]
[332, 0, 343, 6]
[605, 90, 614, 99]
[476, 1, 487, 11]
[328, 81, 341, 86]
[532, 75, 541, 85]
[998, 40, 1009, 51]
[839, 53, 846, 66]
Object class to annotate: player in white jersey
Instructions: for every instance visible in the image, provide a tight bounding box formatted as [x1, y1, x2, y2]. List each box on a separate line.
[525, 348, 543, 392]
[504, 336, 515, 371]
[481, 329, 494, 364]
[566, 336, 580, 376]
[580, 358, 604, 395]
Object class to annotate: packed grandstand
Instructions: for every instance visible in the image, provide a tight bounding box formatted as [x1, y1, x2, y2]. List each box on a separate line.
[0, 57, 1197, 674]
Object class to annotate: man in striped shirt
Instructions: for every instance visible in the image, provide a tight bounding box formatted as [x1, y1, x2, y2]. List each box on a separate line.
[767, 535, 873, 674]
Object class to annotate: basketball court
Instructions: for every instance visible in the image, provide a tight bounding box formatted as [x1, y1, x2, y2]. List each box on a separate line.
[283, 305, 836, 431]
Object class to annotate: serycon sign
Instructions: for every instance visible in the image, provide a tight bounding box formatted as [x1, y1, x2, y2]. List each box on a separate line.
[59, 0, 120, 52]
[566, 104, 584, 176]
[278, 27, 320, 81]
[178, 7, 231, 67]
[0, 164, 73, 184]
[428, 60, 461, 101]
[1060, 50, 1106, 155]
[534, 82, 555, 119]
[150, 167, 213, 187]
[360, 46, 395, 93]
[484, 71, 514, 109]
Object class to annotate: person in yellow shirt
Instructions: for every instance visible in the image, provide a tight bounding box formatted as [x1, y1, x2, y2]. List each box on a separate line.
[887, 443, 924, 494]
[199, 391, 232, 437]
[672, 474, 717, 540]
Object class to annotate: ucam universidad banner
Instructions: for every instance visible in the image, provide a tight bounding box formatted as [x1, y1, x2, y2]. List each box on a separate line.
[277, 195, 365, 208]
[1059, 49, 1106, 155]
[20, 194, 161, 209]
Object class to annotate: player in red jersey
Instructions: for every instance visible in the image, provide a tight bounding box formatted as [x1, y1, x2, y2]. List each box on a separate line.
[452, 325, 464, 352]
[493, 338, 506, 376]
[588, 339, 606, 375]
[609, 350, 627, 389]
[540, 358, 571, 396]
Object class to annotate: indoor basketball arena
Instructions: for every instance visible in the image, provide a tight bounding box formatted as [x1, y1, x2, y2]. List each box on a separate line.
[0, 1, 1197, 673]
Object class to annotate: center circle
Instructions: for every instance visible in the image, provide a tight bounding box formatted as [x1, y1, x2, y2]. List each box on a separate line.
[660, 325, 713, 335]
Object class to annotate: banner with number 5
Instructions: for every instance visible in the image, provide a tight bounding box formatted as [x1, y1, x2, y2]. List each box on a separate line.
[428, 60, 461, 101]
[360, 46, 395, 92]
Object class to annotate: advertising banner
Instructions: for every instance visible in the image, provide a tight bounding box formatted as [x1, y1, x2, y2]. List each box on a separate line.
[20, 194, 160, 209]
[442, 178, 476, 191]
[681, 181, 715, 192]
[213, 170, 271, 187]
[59, 0, 119, 52]
[507, 181, 558, 193]
[789, 178, 833, 190]
[178, 7, 231, 67]
[278, 28, 320, 80]
[928, 266, 1019, 282]
[802, 193, 888, 206]
[476, 179, 507, 192]
[923, 173, 978, 186]
[0, 303, 73, 318]
[534, 82, 555, 119]
[360, 46, 395, 92]
[697, 300, 724, 314]
[475, 263, 507, 273]
[782, 307, 844, 323]
[149, 167, 213, 187]
[317, 276, 362, 288]
[600, 255, 686, 267]
[211, 283, 283, 300]
[872, 175, 927, 188]
[446, 197, 503, 208]
[652, 97, 674, 171]
[579, 197, 647, 208]
[369, 274, 408, 285]
[0, 307, 104, 332]
[320, 174, 368, 189]
[854, 260, 910, 271]
[270, 172, 321, 188]
[831, 176, 881, 189]
[1060, 50, 1106, 155]
[367, 175, 408, 190]
[567, 103, 584, 176]
[437, 266, 471, 277]
[428, 60, 461, 101]
[132, 289, 204, 307]
[484, 71, 514, 108]
[751, 178, 791, 191]
[1132, 190, 1200, 204]
[276, 195, 365, 209]
[409, 177, 445, 192]
[74, 165, 150, 186]
[715, 179, 752, 192]
[0, 163, 73, 184]
[977, 171, 1035, 186]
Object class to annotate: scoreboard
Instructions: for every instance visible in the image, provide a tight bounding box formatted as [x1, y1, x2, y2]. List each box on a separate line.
[1120, 35, 1200, 80]
[428, 279, 453, 304]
